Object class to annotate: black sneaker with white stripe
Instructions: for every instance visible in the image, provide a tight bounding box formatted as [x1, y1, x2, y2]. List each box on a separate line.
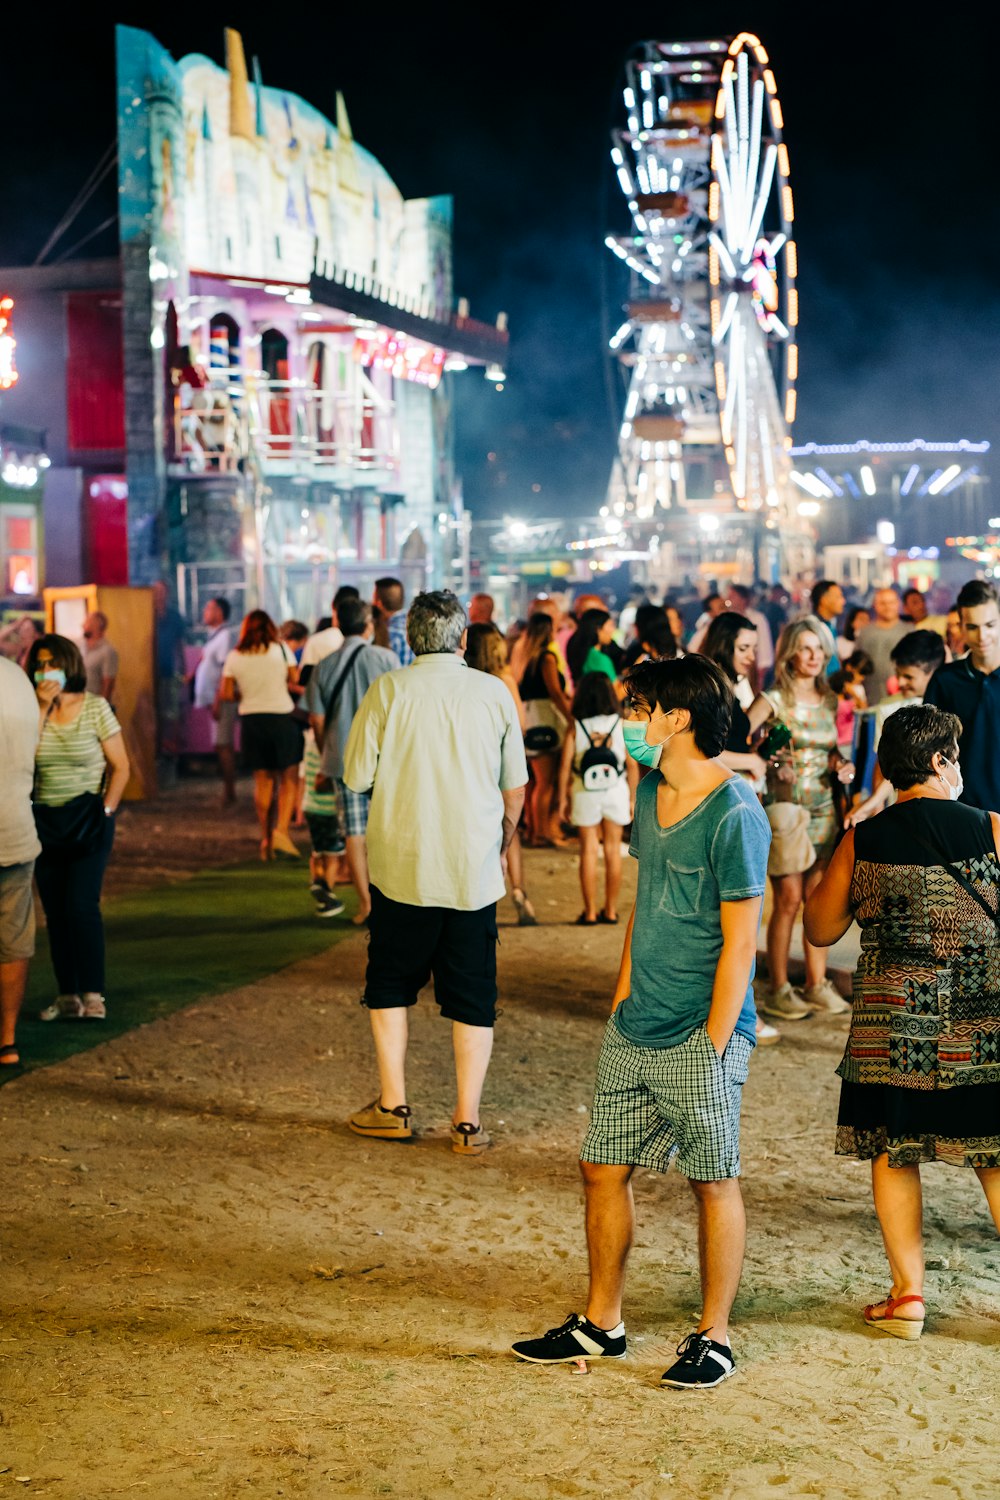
[660, 1330, 735, 1388]
[511, 1313, 626, 1363]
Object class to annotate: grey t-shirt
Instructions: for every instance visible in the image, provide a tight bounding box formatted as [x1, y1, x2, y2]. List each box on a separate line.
[305, 637, 399, 779]
[615, 772, 770, 1049]
[0, 656, 41, 865]
[855, 621, 913, 705]
[82, 638, 120, 697]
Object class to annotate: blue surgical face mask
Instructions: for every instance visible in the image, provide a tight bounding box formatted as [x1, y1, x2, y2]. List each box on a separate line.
[622, 719, 662, 769]
[34, 667, 67, 689]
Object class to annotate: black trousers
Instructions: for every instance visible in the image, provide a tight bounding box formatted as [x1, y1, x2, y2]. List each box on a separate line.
[34, 814, 115, 996]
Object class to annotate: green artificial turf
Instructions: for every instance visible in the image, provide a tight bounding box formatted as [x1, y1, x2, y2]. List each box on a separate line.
[4, 862, 359, 1084]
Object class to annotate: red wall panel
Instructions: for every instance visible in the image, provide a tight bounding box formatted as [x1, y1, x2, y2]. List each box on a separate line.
[67, 293, 125, 452]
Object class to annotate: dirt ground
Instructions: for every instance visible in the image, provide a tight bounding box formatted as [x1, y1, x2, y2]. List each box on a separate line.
[2, 780, 999, 1499]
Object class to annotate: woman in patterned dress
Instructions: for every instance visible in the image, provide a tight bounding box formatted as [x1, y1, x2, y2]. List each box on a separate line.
[806, 703, 1000, 1337]
[756, 620, 854, 1020]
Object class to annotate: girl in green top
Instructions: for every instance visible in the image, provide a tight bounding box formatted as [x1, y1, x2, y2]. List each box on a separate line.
[567, 609, 621, 693]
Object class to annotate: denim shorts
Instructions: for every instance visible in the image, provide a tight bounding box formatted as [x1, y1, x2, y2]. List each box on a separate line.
[580, 1017, 753, 1181]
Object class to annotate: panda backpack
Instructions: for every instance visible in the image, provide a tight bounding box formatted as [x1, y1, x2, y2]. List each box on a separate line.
[578, 720, 624, 791]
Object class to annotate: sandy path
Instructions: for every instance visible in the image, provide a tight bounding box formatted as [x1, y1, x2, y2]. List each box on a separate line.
[2, 791, 998, 1498]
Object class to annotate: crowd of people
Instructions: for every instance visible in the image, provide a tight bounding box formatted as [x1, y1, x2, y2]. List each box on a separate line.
[1, 569, 999, 1388]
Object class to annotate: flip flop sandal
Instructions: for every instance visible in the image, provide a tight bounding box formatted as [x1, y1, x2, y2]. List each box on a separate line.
[863, 1293, 925, 1339]
[597, 913, 619, 925]
[0, 1044, 21, 1067]
[575, 913, 597, 926]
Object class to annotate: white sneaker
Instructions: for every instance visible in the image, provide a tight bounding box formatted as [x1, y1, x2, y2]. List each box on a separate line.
[803, 979, 851, 1015]
[759, 982, 811, 1021]
[755, 1020, 781, 1046]
[80, 993, 107, 1020]
[39, 994, 84, 1022]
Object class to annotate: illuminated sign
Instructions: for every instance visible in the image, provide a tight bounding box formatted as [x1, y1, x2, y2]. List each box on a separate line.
[0, 297, 17, 390]
[352, 331, 446, 389]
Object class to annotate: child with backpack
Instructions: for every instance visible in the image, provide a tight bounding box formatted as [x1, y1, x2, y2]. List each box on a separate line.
[558, 671, 638, 926]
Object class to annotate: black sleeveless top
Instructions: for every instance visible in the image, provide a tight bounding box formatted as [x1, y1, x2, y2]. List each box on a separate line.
[853, 797, 993, 866]
[725, 698, 752, 755]
[520, 648, 565, 703]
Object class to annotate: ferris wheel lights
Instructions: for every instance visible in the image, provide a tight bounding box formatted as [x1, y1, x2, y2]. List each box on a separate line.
[900, 464, 921, 496]
[611, 146, 625, 166]
[777, 144, 790, 177]
[928, 464, 963, 495]
[785, 391, 797, 425]
[784, 239, 797, 277]
[771, 99, 784, 128]
[787, 344, 799, 380]
[787, 290, 799, 327]
[617, 167, 635, 195]
[763, 69, 777, 94]
[859, 465, 877, 496]
[782, 185, 795, 221]
[640, 70, 652, 92]
[623, 88, 636, 109]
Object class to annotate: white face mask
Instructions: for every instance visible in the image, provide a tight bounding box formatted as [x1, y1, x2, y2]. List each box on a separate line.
[939, 758, 963, 802]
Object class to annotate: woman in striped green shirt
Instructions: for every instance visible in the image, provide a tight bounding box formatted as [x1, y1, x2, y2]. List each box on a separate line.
[26, 634, 130, 1022]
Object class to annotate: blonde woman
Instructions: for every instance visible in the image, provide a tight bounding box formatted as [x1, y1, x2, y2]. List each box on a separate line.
[466, 623, 536, 924]
[757, 619, 854, 1021]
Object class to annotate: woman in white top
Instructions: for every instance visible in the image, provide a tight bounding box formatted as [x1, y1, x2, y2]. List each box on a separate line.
[222, 610, 301, 860]
[558, 672, 637, 925]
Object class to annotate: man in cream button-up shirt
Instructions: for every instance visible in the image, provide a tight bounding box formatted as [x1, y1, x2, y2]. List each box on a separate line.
[344, 591, 527, 1155]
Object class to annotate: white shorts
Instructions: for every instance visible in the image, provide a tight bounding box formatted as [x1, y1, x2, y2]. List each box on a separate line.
[571, 779, 630, 828]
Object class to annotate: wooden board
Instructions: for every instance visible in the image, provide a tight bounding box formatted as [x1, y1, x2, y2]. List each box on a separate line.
[44, 585, 156, 800]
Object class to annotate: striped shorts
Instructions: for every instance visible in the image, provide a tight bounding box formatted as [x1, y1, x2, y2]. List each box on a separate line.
[581, 1017, 753, 1181]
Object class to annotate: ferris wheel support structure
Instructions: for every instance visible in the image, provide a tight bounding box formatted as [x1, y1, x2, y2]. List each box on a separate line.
[604, 32, 814, 584]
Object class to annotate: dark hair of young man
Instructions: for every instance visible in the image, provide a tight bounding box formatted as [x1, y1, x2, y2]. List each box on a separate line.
[891, 629, 946, 674]
[571, 670, 620, 721]
[25, 633, 87, 693]
[810, 579, 838, 614]
[877, 703, 962, 790]
[640, 615, 677, 660]
[956, 580, 999, 613]
[333, 585, 361, 610]
[374, 577, 405, 613]
[211, 596, 231, 621]
[623, 655, 734, 759]
[338, 598, 373, 637]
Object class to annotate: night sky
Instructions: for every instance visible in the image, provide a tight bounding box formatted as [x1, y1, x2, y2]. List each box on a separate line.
[3, 6, 997, 519]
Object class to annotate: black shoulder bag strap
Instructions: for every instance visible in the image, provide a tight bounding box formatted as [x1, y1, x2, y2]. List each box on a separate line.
[322, 645, 367, 734]
[905, 825, 1000, 928]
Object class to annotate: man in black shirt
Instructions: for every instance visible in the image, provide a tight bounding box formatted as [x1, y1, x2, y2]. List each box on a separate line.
[923, 580, 1000, 811]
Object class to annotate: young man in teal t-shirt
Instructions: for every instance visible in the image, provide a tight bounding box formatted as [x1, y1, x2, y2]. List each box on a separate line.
[512, 655, 770, 1389]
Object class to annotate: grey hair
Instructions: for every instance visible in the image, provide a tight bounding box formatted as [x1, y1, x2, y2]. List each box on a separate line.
[407, 591, 467, 655]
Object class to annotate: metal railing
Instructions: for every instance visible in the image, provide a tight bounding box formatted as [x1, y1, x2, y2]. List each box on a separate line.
[172, 371, 399, 476]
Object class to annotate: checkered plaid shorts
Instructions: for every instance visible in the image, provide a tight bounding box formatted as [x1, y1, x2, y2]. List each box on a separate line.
[337, 780, 370, 838]
[580, 1017, 753, 1181]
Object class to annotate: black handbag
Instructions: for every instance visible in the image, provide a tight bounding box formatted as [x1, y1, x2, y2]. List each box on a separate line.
[33, 792, 107, 857]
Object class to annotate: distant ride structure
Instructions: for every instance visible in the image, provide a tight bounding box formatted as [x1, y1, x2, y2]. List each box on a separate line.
[605, 32, 812, 584]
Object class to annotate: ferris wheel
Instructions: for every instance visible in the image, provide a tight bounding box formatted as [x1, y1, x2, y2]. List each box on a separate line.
[606, 32, 798, 532]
